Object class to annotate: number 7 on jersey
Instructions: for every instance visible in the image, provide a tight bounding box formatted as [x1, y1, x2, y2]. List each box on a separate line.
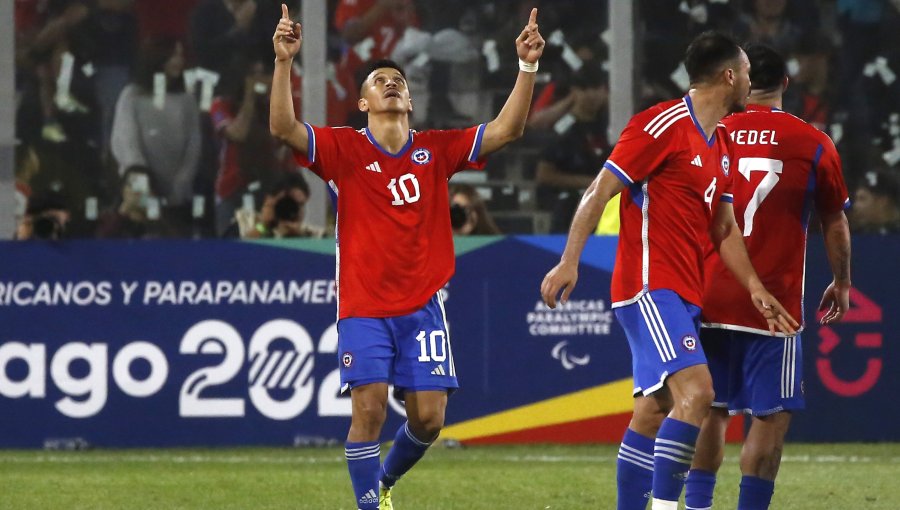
[739, 157, 783, 236]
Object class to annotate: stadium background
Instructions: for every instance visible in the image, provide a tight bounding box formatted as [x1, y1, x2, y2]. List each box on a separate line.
[0, 1, 899, 508]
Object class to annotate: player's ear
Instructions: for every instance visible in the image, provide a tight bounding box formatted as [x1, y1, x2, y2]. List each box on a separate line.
[358, 97, 369, 113]
[724, 67, 735, 86]
[407, 98, 413, 113]
[782, 76, 790, 93]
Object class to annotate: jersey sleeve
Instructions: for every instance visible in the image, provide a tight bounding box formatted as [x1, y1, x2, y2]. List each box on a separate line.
[291, 124, 341, 183]
[814, 134, 850, 215]
[602, 115, 672, 185]
[441, 124, 488, 177]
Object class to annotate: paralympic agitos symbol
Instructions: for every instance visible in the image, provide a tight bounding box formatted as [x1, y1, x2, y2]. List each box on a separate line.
[816, 288, 883, 397]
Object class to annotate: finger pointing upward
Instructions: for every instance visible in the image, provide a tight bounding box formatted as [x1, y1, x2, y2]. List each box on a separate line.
[529, 7, 538, 26]
[281, 3, 289, 19]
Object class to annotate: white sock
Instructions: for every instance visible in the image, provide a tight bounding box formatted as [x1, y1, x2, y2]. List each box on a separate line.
[652, 498, 679, 510]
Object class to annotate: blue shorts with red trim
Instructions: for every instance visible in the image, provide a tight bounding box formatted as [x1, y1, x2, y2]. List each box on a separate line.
[702, 328, 805, 416]
[614, 289, 707, 396]
[337, 293, 458, 396]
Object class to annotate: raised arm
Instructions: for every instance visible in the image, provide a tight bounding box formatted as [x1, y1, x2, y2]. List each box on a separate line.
[710, 202, 799, 335]
[540, 169, 625, 308]
[269, 4, 308, 153]
[480, 8, 545, 157]
[818, 209, 852, 324]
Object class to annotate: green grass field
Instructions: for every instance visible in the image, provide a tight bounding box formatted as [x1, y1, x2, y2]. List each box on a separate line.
[0, 443, 897, 509]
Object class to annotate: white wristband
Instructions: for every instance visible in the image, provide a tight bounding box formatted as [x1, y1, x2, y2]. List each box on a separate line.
[518, 58, 539, 73]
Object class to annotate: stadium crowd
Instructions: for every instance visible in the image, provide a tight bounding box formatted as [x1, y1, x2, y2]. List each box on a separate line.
[11, 0, 900, 239]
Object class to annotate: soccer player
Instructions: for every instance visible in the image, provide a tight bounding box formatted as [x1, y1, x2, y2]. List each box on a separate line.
[270, 5, 544, 510]
[540, 32, 799, 510]
[684, 43, 852, 510]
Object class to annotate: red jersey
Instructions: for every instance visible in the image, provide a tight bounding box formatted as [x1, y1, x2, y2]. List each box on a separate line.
[604, 96, 734, 308]
[703, 105, 849, 335]
[294, 123, 486, 319]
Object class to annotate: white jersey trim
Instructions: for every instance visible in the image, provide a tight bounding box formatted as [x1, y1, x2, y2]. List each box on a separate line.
[643, 102, 687, 135]
[640, 180, 650, 290]
[329, 180, 340, 321]
[468, 123, 486, 162]
[651, 111, 691, 139]
[303, 122, 316, 164]
[700, 322, 805, 338]
[612, 290, 646, 308]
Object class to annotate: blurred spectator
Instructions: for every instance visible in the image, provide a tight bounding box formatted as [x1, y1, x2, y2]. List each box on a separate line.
[449, 184, 501, 236]
[190, 0, 281, 76]
[134, 0, 201, 41]
[733, 0, 806, 54]
[16, 0, 95, 145]
[95, 165, 176, 238]
[527, 32, 604, 131]
[783, 31, 833, 131]
[110, 38, 201, 208]
[79, 0, 138, 158]
[535, 64, 611, 233]
[850, 170, 900, 234]
[230, 172, 325, 239]
[16, 192, 72, 241]
[210, 56, 295, 235]
[14, 143, 41, 221]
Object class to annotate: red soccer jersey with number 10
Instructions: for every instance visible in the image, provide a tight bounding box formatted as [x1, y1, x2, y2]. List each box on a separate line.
[702, 105, 849, 335]
[604, 96, 735, 309]
[293, 123, 486, 319]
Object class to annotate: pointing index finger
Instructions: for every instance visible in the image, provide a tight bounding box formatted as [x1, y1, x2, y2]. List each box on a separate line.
[281, 3, 289, 19]
[529, 7, 537, 25]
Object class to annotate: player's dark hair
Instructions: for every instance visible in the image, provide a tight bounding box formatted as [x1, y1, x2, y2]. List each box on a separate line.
[745, 43, 787, 93]
[358, 59, 407, 94]
[684, 31, 742, 84]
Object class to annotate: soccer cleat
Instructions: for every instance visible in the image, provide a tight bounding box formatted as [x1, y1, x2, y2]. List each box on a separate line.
[379, 483, 393, 510]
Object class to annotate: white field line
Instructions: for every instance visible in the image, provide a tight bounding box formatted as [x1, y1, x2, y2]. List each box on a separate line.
[0, 453, 897, 465]
[0, 455, 345, 464]
[492, 454, 900, 464]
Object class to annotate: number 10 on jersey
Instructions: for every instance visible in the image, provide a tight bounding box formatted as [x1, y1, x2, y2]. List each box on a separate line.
[388, 174, 421, 206]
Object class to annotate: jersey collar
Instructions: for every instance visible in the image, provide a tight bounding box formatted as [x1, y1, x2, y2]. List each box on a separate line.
[364, 128, 414, 158]
[683, 94, 716, 148]
[745, 104, 778, 113]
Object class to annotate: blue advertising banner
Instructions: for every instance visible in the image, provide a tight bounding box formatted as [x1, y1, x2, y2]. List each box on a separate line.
[0, 236, 896, 447]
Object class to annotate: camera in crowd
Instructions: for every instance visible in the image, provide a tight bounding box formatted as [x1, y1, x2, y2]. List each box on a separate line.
[450, 202, 469, 229]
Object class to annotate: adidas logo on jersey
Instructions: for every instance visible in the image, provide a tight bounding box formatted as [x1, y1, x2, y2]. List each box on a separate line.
[365, 161, 382, 173]
[359, 489, 378, 504]
[691, 155, 703, 167]
[431, 365, 446, 376]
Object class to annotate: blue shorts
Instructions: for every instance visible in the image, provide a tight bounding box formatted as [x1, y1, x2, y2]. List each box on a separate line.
[614, 289, 707, 396]
[702, 328, 805, 416]
[337, 293, 459, 397]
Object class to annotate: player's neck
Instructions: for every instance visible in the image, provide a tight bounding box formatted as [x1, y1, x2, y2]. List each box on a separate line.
[687, 88, 730, 139]
[746, 91, 783, 110]
[366, 116, 411, 154]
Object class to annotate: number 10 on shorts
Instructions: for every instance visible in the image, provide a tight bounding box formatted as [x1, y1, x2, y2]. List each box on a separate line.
[416, 330, 447, 362]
